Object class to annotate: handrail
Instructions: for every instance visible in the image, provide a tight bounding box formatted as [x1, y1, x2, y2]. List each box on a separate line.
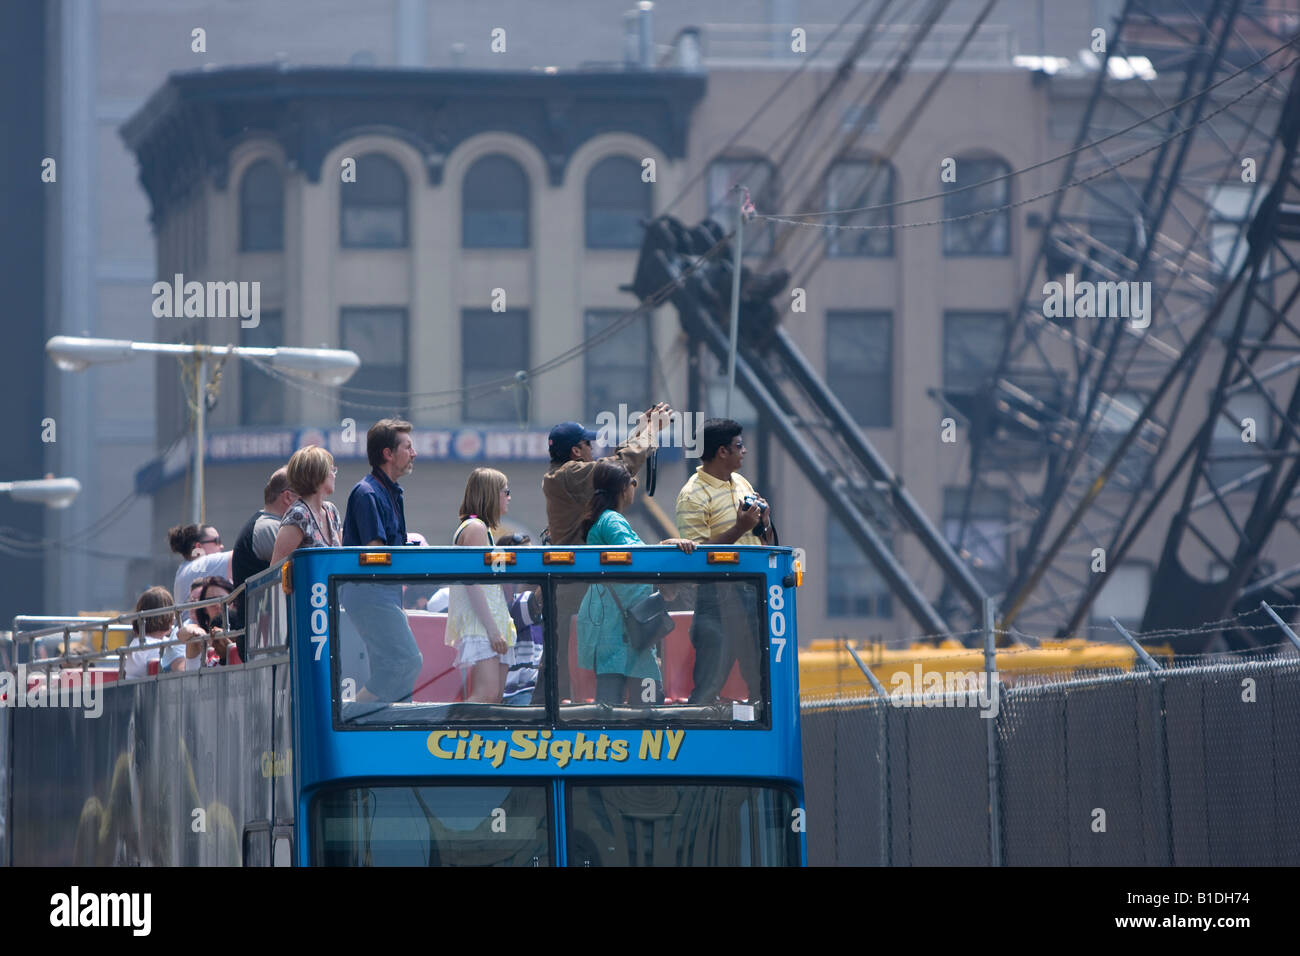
[9, 577, 254, 675]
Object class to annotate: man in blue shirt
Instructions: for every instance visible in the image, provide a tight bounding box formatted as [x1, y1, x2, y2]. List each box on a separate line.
[341, 418, 423, 703]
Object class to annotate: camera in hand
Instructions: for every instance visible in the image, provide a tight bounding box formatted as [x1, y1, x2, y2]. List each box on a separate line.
[741, 495, 767, 513]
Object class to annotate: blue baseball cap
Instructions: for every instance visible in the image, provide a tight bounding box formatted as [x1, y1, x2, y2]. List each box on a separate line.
[549, 421, 598, 455]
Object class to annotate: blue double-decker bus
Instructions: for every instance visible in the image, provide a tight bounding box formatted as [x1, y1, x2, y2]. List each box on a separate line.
[3, 544, 804, 867]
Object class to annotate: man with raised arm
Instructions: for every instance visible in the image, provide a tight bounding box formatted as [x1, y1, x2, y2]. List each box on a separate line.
[542, 402, 673, 546]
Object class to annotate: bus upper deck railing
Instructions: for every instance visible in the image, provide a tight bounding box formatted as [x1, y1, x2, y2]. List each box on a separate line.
[7, 580, 262, 681]
[7, 544, 799, 688]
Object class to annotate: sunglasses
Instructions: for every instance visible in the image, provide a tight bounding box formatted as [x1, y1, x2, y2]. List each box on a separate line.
[199, 537, 221, 546]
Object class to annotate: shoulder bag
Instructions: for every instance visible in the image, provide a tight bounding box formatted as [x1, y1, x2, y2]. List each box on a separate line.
[604, 584, 674, 653]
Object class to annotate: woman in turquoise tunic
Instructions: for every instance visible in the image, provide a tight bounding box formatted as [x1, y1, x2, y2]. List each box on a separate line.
[577, 461, 696, 705]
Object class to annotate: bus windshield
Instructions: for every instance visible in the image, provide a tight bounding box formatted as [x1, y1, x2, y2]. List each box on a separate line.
[331, 574, 767, 727]
[567, 783, 799, 867]
[311, 784, 551, 866]
[309, 781, 798, 866]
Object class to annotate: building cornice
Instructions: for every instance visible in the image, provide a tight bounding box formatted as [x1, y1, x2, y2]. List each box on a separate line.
[120, 66, 707, 224]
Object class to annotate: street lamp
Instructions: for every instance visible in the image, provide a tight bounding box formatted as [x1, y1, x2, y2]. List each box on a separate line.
[0, 477, 82, 509]
[46, 336, 360, 524]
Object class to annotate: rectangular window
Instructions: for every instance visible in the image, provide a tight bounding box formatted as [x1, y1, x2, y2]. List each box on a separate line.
[943, 487, 1011, 592]
[462, 309, 530, 423]
[826, 311, 891, 428]
[311, 784, 551, 866]
[942, 157, 1010, 256]
[241, 309, 285, 426]
[340, 308, 408, 421]
[567, 784, 798, 866]
[1089, 562, 1151, 632]
[827, 517, 892, 619]
[1086, 179, 1139, 274]
[583, 310, 651, 426]
[1209, 392, 1271, 489]
[943, 311, 1009, 392]
[707, 159, 776, 257]
[1090, 390, 1156, 489]
[554, 576, 767, 724]
[826, 161, 893, 257]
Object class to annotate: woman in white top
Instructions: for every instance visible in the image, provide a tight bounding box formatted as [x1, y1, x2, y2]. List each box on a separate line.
[447, 468, 516, 703]
[168, 523, 231, 625]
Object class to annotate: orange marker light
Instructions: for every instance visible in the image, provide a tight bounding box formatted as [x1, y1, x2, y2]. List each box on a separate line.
[485, 551, 517, 566]
[601, 552, 633, 564]
[543, 551, 575, 564]
[280, 560, 293, 594]
[359, 553, 392, 566]
[707, 552, 740, 563]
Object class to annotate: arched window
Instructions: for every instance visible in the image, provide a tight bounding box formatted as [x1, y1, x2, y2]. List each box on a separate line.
[942, 154, 1010, 256]
[706, 157, 777, 256]
[826, 158, 894, 257]
[463, 154, 530, 248]
[340, 153, 408, 248]
[239, 159, 283, 252]
[586, 156, 651, 249]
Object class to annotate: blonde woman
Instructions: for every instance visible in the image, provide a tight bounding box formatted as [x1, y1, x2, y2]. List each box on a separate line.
[447, 467, 517, 703]
[271, 445, 343, 564]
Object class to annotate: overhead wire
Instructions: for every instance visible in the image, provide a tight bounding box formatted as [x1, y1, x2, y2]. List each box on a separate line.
[658, 0, 882, 218]
[244, 231, 740, 413]
[761, 33, 1300, 221]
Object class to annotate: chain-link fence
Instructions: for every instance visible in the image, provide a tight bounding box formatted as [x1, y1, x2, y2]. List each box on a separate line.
[802, 655, 1300, 865]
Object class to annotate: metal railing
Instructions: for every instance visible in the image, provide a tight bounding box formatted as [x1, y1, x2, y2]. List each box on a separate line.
[695, 22, 1017, 68]
[7, 579, 262, 682]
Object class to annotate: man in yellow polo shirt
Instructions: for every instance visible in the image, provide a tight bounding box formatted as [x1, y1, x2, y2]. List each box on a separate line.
[675, 419, 772, 704]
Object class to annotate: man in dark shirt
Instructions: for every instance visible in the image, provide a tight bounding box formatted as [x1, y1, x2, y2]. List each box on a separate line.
[340, 419, 422, 703]
[229, 467, 292, 653]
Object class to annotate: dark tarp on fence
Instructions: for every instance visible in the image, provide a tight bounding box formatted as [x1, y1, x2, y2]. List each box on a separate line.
[802, 657, 1300, 866]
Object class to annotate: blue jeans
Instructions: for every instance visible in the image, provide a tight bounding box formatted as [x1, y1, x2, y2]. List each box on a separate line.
[340, 583, 422, 702]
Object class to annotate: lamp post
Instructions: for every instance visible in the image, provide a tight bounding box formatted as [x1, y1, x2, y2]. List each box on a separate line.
[46, 336, 360, 524]
[0, 477, 81, 508]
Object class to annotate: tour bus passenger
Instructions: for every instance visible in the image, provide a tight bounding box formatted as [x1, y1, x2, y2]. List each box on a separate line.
[577, 461, 695, 706]
[674, 418, 769, 703]
[190, 575, 237, 666]
[271, 446, 344, 564]
[447, 468, 516, 703]
[504, 589, 544, 706]
[230, 466, 293, 643]
[125, 586, 179, 679]
[169, 524, 231, 626]
[340, 419, 422, 703]
[542, 403, 673, 546]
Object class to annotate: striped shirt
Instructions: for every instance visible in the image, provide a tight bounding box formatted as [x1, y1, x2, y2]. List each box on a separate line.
[675, 466, 763, 546]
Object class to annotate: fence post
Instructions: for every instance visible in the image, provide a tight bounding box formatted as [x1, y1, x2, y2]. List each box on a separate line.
[847, 643, 891, 867]
[1111, 617, 1174, 866]
[984, 598, 1003, 867]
